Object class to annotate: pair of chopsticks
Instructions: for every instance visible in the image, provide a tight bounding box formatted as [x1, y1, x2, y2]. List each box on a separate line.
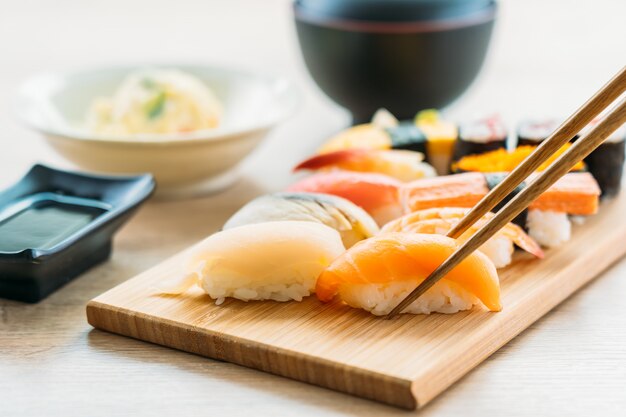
[387, 66, 626, 318]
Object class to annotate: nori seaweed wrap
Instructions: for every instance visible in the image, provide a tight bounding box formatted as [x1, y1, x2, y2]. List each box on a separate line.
[386, 122, 428, 155]
[517, 118, 561, 147]
[453, 116, 508, 163]
[484, 173, 528, 228]
[581, 123, 626, 198]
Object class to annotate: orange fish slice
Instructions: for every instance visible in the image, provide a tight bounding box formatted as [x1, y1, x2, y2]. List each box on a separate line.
[401, 172, 600, 216]
[316, 233, 501, 315]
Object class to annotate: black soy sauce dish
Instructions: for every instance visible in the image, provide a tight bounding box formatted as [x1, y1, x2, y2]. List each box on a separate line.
[294, 0, 497, 124]
[0, 164, 155, 303]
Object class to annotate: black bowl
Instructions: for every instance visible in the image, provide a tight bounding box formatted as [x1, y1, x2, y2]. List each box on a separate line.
[294, 0, 497, 123]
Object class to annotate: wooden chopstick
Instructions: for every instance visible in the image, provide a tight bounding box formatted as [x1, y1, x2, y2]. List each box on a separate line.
[387, 73, 626, 318]
[448, 66, 626, 239]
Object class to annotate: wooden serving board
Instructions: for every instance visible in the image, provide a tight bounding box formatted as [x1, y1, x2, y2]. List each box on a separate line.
[87, 193, 626, 410]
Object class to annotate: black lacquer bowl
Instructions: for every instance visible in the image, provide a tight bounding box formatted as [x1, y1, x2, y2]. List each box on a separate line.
[0, 165, 155, 302]
[294, 0, 497, 123]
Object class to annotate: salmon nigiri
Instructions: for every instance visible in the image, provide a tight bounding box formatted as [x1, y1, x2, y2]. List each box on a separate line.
[288, 171, 403, 226]
[294, 149, 436, 182]
[316, 233, 501, 316]
[381, 208, 543, 268]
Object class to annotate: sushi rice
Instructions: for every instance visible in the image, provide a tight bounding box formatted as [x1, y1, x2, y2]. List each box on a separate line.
[526, 210, 571, 248]
[159, 221, 346, 304]
[340, 280, 480, 316]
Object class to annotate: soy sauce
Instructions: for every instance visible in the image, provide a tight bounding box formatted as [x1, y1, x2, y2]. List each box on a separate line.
[0, 202, 104, 252]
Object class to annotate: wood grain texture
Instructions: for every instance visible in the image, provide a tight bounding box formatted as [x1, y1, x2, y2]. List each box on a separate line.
[2, 1, 626, 416]
[87, 191, 626, 409]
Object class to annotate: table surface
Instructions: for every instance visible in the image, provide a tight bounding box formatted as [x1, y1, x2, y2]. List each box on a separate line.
[1, 1, 625, 416]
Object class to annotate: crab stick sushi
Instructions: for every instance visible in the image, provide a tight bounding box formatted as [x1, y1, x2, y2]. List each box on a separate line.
[159, 221, 346, 304]
[316, 233, 501, 315]
[294, 149, 436, 182]
[401, 172, 600, 216]
[381, 208, 543, 268]
[400, 172, 601, 248]
[223, 192, 379, 248]
[288, 171, 403, 226]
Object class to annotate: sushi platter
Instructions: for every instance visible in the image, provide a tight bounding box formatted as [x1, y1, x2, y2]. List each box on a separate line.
[87, 190, 626, 409]
[84, 62, 626, 411]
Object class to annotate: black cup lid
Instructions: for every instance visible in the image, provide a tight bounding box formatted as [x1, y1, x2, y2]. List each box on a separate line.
[295, 0, 495, 22]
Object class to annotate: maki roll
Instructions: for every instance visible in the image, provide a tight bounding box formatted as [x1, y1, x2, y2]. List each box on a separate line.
[580, 121, 626, 198]
[517, 118, 561, 147]
[453, 115, 508, 163]
[415, 109, 458, 175]
[386, 121, 428, 154]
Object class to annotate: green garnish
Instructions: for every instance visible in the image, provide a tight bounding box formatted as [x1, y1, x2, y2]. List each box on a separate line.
[145, 90, 166, 120]
[141, 78, 157, 90]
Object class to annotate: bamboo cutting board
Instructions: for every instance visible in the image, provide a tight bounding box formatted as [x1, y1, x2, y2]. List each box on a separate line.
[87, 194, 626, 410]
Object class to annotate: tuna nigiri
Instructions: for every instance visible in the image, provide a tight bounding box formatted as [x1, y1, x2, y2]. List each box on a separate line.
[287, 171, 403, 226]
[316, 233, 501, 316]
[294, 149, 436, 182]
[223, 192, 379, 248]
[381, 208, 544, 268]
[159, 221, 345, 304]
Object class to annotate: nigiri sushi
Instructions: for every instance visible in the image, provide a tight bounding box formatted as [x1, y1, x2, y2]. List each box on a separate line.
[318, 120, 429, 156]
[381, 208, 544, 268]
[400, 172, 600, 215]
[400, 172, 601, 248]
[287, 171, 403, 226]
[159, 221, 345, 304]
[223, 192, 379, 248]
[316, 233, 501, 316]
[294, 149, 436, 182]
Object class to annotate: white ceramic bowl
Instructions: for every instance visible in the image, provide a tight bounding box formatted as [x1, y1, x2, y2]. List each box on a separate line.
[14, 65, 300, 197]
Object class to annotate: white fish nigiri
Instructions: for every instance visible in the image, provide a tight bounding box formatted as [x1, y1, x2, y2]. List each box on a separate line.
[159, 221, 346, 305]
[223, 192, 379, 247]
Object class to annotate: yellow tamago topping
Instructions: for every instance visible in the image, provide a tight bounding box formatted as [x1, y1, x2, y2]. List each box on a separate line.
[318, 124, 391, 154]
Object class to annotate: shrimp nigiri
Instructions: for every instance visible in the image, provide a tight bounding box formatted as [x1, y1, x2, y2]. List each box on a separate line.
[159, 221, 345, 305]
[287, 171, 403, 226]
[381, 208, 544, 268]
[294, 149, 436, 182]
[316, 233, 501, 316]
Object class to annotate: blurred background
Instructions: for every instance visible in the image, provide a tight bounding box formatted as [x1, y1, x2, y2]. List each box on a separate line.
[1, 0, 625, 191]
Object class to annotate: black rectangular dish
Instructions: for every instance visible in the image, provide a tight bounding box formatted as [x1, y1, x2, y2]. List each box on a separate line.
[0, 164, 155, 302]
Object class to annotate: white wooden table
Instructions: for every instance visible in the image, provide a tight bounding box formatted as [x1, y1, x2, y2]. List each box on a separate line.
[1, 1, 625, 415]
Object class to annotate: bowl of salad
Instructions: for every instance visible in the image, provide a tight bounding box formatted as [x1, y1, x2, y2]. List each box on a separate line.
[14, 65, 300, 197]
